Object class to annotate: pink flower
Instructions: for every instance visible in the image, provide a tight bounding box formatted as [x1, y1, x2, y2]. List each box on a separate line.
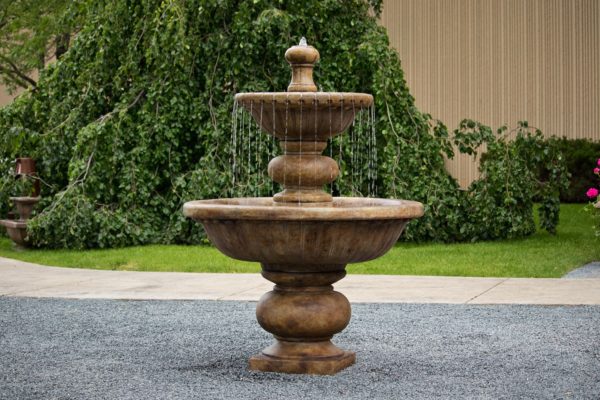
[587, 188, 599, 199]
[595, 167, 600, 174]
[597, 158, 600, 166]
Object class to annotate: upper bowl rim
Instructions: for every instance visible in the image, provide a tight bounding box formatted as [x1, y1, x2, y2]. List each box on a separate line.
[234, 92, 374, 106]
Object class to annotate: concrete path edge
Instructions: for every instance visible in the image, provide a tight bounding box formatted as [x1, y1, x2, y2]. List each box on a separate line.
[1, 256, 599, 305]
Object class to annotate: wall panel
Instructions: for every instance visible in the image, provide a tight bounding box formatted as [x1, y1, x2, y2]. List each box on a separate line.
[380, 0, 600, 187]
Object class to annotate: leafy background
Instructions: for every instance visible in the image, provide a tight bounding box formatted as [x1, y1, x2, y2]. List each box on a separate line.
[0, 0, 568, 248]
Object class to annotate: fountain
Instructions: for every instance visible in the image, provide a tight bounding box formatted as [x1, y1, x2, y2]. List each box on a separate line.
[183, 39, 423, 375]
[0, 158, 41, 247]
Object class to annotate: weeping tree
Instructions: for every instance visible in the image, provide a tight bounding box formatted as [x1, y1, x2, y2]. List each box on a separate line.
[0, 0, 567, 248]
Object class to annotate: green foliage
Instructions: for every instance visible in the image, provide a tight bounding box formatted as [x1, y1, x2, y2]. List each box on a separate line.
[0, 0, 568, 248]
[462, 122, 568, 239]
[0, 0, 86, 91]
[554, 138, 600, 203]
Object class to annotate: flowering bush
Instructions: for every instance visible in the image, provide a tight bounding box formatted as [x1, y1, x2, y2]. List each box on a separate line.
[585, 158, 600, 236]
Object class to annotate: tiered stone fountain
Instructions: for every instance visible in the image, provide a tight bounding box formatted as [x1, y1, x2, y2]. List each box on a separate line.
[0, 158, 41, 247]
[184, 39, 423, 375]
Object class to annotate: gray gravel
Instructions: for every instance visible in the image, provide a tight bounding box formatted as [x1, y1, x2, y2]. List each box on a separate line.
[1, 298, 599, 400]
[564, 262, 600, 279]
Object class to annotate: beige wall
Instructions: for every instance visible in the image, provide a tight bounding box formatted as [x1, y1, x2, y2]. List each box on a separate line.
[0, 86, 18, 107]
[0, 71, 35, 106]
[381, 0, 600, 187]
[0, 56, 42, 105]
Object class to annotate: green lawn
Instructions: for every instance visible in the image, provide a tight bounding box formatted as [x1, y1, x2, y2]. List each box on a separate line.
[0, 204, 597, 277]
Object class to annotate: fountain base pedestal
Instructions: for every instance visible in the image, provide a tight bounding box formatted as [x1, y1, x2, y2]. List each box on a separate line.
[251, 266, 354, 375]
[249, 346, 355, 375]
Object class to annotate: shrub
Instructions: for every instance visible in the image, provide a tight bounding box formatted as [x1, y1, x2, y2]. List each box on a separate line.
[555, 138, 600, 203]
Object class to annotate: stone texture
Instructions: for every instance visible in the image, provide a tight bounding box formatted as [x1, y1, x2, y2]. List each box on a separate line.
[0, 219, 28, 246]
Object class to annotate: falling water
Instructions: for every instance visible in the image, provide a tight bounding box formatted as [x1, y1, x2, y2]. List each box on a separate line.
[298, 93, 303, 205]
[313, 95, 318, 202]
[231, 99, 238, 188]
[329, 99, 378, 199]
[247, 101, 253, 195]
[328, 93, 333, 195]
[338, 95, 344, 194]
[230, 94, 377, 200]
[256, 101, 263, 197]
[230, 98, 270, 198]
[370, 103, 378, 198]
[271, 95, 277, 195]
[284, 94, 289, 195]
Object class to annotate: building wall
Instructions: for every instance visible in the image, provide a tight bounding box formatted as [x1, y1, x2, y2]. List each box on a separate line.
[0, 71, 36, 106]
[0, 87, 19, 107]
[381, 0, 600, 187]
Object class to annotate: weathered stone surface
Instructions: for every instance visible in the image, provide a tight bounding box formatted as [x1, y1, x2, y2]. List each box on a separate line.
[184, 40, 423, 374]
[0, 219, 28, 247]
[235, 92, 373, 141]
[10, 196, 40, 220]
[1, 196, 39, 247]
[184, 197, 423, 374]
[284, 39, 320, 92]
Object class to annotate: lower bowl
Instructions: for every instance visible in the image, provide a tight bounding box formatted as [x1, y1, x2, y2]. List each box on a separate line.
[183, 197, 423, 267]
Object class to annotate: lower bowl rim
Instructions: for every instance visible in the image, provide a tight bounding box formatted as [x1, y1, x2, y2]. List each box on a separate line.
[183, 196, 424, 221]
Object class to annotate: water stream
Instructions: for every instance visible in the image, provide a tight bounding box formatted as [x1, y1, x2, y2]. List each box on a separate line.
[231, 96, 377, 201]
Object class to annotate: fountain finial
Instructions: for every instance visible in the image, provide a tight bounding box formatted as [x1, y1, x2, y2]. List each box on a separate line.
[285, 38, 319, 92]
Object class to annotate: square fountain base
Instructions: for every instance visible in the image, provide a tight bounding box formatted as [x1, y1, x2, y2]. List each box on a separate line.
[248, 351, 355, 375]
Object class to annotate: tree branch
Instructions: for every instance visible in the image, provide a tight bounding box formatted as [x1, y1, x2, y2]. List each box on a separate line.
[0, 55, 37, 88]
[0, 63, 35, 90]
[97, 89, 146, 123]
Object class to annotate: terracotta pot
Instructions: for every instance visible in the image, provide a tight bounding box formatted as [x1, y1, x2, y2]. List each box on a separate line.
[15, 157, 36, 176]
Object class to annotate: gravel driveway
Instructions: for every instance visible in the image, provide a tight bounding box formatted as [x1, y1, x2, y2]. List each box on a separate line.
[1, 298, 599, 399]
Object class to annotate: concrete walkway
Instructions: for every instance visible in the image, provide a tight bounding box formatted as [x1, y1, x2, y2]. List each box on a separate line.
[1, 256, 599, 304]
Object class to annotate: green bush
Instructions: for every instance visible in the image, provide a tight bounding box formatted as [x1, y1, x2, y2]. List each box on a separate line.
[555, 138, 600, 203]
[0, 0, 568, 248]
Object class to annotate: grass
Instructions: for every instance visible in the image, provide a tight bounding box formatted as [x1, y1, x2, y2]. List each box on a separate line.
[0, 204, 597, 277]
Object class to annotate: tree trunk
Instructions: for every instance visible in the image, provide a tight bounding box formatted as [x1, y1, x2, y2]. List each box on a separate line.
[55, 33, 71, 59]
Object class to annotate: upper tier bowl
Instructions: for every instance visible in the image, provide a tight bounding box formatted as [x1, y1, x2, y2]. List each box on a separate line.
[235, 92, 373, 141]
